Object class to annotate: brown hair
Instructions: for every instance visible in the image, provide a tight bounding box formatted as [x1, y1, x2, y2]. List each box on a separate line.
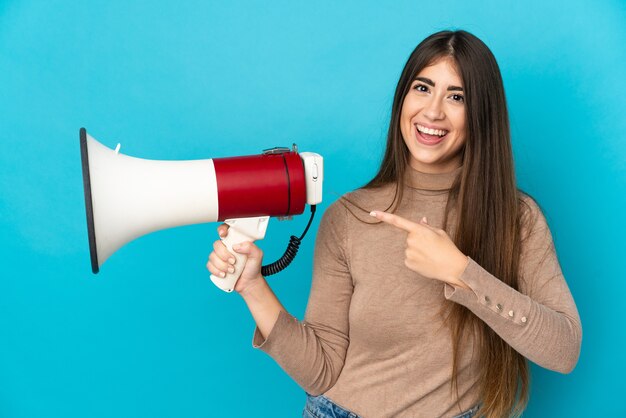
[359, 30, 529, 417]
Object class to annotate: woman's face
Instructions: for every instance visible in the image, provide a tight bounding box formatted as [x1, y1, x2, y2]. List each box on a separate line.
[400, 56, 467, 174]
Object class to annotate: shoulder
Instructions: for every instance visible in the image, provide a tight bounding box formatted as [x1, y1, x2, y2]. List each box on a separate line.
[519, 191, 541, 217]
[318, 183, 397, 231]
[334, 183, 397, 223]
[517, 191, 552, 242]
[518, 192, 546, 223]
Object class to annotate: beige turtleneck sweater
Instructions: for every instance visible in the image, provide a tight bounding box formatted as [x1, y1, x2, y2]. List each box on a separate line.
[252, 167, 582, 418]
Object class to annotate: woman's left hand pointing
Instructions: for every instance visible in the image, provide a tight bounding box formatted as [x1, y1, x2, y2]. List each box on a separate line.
[370, 210, 470, 289]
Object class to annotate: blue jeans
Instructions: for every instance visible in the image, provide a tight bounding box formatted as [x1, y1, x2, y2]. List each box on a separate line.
[302, 393, 480, 418]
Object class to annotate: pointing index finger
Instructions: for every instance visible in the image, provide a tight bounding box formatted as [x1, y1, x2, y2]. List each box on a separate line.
[370, 210, 418, 232]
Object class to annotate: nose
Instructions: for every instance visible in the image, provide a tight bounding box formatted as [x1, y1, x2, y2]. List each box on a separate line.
[423, 96, 445, 121]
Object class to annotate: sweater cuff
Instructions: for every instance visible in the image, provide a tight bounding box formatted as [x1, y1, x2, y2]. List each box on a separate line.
[444, 258, 531, 327]
[252, 310, 298, 351]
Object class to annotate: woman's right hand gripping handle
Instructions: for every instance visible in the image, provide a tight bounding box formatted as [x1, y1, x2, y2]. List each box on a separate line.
[206, 224, 265, 295]
[206, 224, 287, 339]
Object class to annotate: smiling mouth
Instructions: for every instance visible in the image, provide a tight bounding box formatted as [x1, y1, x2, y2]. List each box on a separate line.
[414, 124, 448, 145]
[416, 124, 448, 137]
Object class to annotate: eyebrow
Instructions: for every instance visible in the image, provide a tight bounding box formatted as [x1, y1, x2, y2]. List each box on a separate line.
[415, 76, 464, 92]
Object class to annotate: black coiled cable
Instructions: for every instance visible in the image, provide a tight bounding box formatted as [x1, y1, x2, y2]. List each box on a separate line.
[262, 205, 316, 277]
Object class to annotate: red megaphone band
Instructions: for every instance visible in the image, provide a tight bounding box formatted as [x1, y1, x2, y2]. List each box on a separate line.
[213, 152, 306, 221]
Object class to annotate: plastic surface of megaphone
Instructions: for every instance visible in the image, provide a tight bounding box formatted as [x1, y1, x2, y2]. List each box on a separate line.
[209, 216, 269, 292]
[80, 128, 323, 292]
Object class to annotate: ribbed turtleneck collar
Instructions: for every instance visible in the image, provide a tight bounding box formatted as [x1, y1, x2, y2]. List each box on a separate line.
[405, 165, 462, 191]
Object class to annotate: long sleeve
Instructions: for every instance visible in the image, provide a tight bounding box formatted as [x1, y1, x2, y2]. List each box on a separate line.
[444, 198, 582, 373]
[251, 201, 352, 395]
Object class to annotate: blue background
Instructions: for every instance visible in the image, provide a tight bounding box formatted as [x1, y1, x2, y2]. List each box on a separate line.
[1, 1, 625, 416]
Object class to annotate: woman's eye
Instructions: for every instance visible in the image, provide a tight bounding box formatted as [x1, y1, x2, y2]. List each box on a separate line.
[451, 94, 465, 103]
[413, 83, 429, 93]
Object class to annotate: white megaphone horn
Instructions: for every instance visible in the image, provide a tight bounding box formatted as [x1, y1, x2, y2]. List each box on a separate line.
[80, 128, 323, 292]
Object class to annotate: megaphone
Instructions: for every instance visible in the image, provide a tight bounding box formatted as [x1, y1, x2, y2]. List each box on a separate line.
[80, 128, 323, 292]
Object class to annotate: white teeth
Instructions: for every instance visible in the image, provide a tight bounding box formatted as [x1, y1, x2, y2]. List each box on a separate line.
[416, 124, 448, 137]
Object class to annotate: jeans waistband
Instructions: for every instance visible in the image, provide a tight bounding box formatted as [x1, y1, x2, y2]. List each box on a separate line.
[304, 393, 480, 418]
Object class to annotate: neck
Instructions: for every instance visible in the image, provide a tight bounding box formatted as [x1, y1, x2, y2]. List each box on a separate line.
[405, 164, 462, 191]
[408, 157, 462, 174]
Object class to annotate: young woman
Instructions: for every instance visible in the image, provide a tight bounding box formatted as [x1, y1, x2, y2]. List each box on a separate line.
[206, 30, 582, 418]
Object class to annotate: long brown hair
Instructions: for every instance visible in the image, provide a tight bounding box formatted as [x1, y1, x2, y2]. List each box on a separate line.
[363, 30, 529, 417]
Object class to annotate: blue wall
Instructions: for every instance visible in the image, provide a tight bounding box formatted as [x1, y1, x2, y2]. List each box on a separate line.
[1, 1, 624, 416]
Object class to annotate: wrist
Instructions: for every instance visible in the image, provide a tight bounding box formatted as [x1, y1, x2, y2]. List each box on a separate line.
[238, 274, 268, 299]
[238, 275, 286, 340]
[447, 252, 470, 288]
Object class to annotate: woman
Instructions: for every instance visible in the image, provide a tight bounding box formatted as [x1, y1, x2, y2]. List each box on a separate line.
[206, 30, 582, 418]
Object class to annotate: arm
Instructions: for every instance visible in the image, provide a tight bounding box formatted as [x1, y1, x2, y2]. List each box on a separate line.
[207, 230, 286, 340]
[371, 197, 582, 374]
[253, 203, 353, 395]
[207, 205, 351, 394]
[249, 202, 354, 395]
[239, 276, 286, 340]
[444, 198, 582, 373]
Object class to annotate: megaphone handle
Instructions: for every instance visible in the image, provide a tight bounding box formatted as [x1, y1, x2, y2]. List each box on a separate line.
[209, 230, 250, 293]
[209, 216, 269, 293]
